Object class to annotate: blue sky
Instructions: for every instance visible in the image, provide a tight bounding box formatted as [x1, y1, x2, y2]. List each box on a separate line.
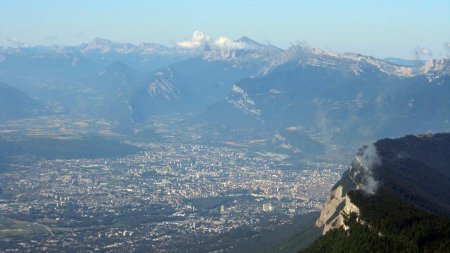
[1, 0, 449, 59]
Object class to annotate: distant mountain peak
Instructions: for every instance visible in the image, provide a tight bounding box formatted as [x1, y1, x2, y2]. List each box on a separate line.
[421, 58, 450, 81]
[81, 37, 154, 54]
[261, 44, 430, 78]
[78, 37, 196, 56]
[80, 37, 116, 53]
[138, 42, 169, 54]
[201, 36, 283, 61]
[91, 37, 114, 45]
[236, 36, 263, 46]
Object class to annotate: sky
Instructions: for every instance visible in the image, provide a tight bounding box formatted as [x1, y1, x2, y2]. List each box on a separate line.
[1, 0, 449, 59]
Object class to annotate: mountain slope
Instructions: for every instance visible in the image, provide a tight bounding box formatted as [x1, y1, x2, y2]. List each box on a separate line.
[0, 82, 42, 121]
[130, 39, 283, 121]
[202, 46, 450, 151]
[303, 133, 450, 252]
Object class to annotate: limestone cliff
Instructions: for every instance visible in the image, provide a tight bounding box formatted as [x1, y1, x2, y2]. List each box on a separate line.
[315, 146, 376, 234]
[303, 134, 450, 253]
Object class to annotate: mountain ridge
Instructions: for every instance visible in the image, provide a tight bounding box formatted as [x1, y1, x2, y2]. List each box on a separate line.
[304, 133, 450, 252]
[2, 37, 450, 158]
[0, 82, 43, 122]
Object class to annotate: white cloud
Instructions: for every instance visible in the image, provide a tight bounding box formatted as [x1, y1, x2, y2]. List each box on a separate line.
[176, 31, 248, 51]
[414, 46, 432, 59]
[213, 36, 244, 49]
[361, 143, 381, 171]
[360, 143, 382, 194]
[176, 31, 210, 49]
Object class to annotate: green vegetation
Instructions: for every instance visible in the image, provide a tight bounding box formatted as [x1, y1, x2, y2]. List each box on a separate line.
[0, 216, 49, 238]
[0, 136, 140, 159]
[301, 189, 450, 253]
[0, 136, 141, 172]
[302, 134, 450, 253]
[374, 134, 450, 218]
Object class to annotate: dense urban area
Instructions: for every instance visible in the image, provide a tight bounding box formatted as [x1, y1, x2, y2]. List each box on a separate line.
[0, 117, 344, 252]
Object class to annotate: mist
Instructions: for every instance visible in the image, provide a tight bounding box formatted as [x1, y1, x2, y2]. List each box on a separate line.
[360, 143, 382, 194]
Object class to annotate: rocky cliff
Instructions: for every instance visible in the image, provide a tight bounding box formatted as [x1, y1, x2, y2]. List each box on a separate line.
[315, 144, 379, 234]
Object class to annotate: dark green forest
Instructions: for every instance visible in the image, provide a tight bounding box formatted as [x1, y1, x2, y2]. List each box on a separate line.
[301, 188, 450, 253]
[302, 134, 450, 253]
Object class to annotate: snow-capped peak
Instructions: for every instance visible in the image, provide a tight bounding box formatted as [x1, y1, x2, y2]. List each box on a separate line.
[261, 44, 433, 78]
[422, 59, 450, 74]
[80, 38, 170, 55]
[421, 59, 450, 82]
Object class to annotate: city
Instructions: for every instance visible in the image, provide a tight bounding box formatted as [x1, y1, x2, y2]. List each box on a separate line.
[0, 140, 343, 252]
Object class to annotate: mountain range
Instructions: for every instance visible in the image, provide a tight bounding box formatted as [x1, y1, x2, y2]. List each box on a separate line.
[1, 37, 450, 160]
[202, 47, 450, 156]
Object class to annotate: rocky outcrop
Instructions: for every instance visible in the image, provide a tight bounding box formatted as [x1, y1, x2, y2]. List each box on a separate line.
[315, 145, 378, 234]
